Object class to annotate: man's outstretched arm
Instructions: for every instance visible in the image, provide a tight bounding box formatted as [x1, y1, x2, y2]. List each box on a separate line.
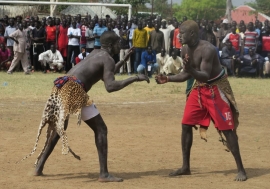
[155, 71, 191, 84]
[103, 60, 149, 92]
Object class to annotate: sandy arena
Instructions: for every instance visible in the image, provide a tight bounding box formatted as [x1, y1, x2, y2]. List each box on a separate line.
[0, 74, 270, 189]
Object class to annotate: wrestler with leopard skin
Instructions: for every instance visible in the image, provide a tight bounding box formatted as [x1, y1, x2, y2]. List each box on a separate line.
[155, 20, 247, 181]
[34, 31, 149, 182]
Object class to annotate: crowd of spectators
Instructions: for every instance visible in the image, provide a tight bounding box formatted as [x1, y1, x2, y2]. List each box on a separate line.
[0, 13, 269, 78]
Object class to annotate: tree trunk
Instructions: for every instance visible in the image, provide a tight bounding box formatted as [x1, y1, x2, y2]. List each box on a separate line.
[50, 0, 58, 17]
[225, 0, 232, 23]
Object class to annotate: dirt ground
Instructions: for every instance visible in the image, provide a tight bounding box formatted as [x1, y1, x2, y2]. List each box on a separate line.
[0, 74, 270, 189]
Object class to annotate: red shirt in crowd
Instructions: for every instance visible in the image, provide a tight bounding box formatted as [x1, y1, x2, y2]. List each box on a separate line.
[46, 25, 57, 42]
[173, 28, 182, 49]
[0, 48, 11, 62]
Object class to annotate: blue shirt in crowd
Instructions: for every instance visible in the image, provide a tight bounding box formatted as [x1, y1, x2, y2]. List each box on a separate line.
[140, 50, 156, 67]
[93, 25, 108, 47]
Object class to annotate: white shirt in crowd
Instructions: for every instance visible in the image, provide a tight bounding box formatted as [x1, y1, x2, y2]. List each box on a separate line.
[67, 27, 81, 46]
[163, 56, 183, 75]
[78, 52, 90, 60]
[39, 49, 64, 69]
[156, 53, 169, 74]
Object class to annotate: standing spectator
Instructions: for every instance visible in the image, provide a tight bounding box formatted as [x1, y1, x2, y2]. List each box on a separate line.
[144, 20, 154, 42]
[212, 23, 219, 48]
[260, 25, 270, 57]
[160, 19, 171, 54]
[167, 19, 175, 31]
[66, 21, 81, 72]
[93, 19, 108, 49]
[222, 25, 241, 55]
[173, 23, 182, 56]
[244, 22, 258, 55]
[85, 21, 95, 53]
[169, 21, 178, 56]
[31, 21, 46, 72]
[0, 25, 5, 45]
[4, 18, 16, 55]
[76, 14, 82, 28]
[119, 22, 131, 75]
[0, 43, 12, 70]
[127, 20, 134, 47]
[38, 44, 64, 73]
[163, 50, 183, 75]
[45, 18, 57, 50]
[220, 40, 239, 76]
[113, 21, 121, 37]
[200, 23, 216, 46]
[22, 20, 32, 69]
[133, 22, 148, 74]
[7, 24, 30, 74]
[79, 19, 87, 51]
[217, 19, 230, 50]
[56, 18, 68, 65]
[156, 48, 169, 74]
[137, 46, 159, 78]
[148, 23, 164, 54]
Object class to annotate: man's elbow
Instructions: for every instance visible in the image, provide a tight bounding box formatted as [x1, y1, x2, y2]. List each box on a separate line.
[105, 84, 116, 93]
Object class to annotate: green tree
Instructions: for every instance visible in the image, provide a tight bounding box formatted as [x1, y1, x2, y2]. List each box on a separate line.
[173, 0, 226, 21]
[110, 0, 149, 15]
[152, 0, 170, 18]
[246, 0, 270, 16]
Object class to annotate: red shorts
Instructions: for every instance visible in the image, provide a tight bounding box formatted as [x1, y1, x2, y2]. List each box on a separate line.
[182, 85, 234, 130]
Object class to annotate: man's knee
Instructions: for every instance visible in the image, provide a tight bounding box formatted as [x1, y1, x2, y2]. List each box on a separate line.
[182, 124, 193, 132]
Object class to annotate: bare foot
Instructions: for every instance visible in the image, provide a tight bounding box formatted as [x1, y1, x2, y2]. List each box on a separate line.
[169, 168, 191, 176]
[34, 170, 44, 176]
[234, 171, 247, 181]
[98, 174, 123, 182]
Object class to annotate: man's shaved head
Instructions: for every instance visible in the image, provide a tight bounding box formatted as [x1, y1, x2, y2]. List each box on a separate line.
[100, 31, 119, 47]
[181, 20, 199, 35]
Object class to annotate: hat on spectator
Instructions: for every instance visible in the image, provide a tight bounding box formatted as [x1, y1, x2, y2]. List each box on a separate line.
[222, 19, 229, 24]
[161, 19, 166, 22]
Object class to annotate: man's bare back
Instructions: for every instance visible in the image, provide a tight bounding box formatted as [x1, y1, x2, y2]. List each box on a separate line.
[68, 49, 114, 92]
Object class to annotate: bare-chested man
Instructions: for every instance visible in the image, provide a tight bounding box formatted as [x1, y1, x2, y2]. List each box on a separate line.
[155, 20, 247, 181]
[27, 31, 149, 182]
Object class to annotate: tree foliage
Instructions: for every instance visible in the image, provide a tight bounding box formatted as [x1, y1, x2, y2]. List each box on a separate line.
[173, 0, 226, 21]
[152, 0, 170, 18]
[246, 0, 270, 16]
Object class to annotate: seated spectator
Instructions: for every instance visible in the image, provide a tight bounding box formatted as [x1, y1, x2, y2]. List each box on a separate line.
[156, 48, 169, 74]
[163, 50, 183, 75]
[220, 40, 239, 76]
[75, 47, 89, 64]
[238, 47, 264, 78]
[38, 44, 63, 73]
[137, 46, 159, 78]
[264, 52, 270, 78]
[0, 43, 12, 70]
